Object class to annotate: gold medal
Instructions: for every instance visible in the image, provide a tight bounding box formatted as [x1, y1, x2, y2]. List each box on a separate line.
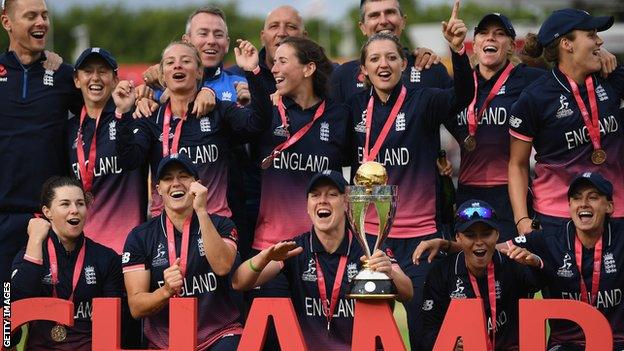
[260, 153, 276, 170]
[591, 149, 606, 165]
[50, 324, 67, 342]
[463, 135, 476, 152]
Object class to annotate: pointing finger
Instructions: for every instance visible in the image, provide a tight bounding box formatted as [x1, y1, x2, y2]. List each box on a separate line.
[450, 0, 460, 20]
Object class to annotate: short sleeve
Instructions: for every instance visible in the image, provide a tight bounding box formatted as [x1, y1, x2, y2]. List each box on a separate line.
[211, 215, 239, 249]
[121, 228, 148, 273]
[509, 91, 538, 142]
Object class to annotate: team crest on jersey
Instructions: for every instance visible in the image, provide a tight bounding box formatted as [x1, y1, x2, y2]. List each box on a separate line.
[221, 91, 233, 101]
[410, 67, 421, 83]
[395, 112, 406, 131]
[109, 120, 117, 140]
[347, 262, 358, 282]
[197, 238, 206, 257]
[495, 280, 501, 299]
[604, 253, 617, 274]
[450, 278, 467, 298]
[301, 258, 317, 282]
[152, 243, 168, 267]
[355, 110, 367, 133]
[509, 115, 522, 128]
[556, 253, 574, 278]
[200, 117, 212, 132]
[43, 69, 54, 87]
[84, 266, 97, 285]
[320, 122, 330, 141]
[158, 132, 175, 142]
[595, 85, 609, 102]
[556, 95, 574, 118]
[497, 85, 506, 95]
[273, 124, 290, 137]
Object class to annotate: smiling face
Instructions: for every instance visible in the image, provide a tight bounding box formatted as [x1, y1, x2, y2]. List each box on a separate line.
[361, 38, 406, 96]
[359, 0, 406, 37]
[565, 29, 604, 75]
[261, 6, 306, 65]
[307, 182, 346, 234]
[184, 12, 229, 68]
[157, 163, 196, 213]
[74, 56, 118, 106]
[271, 43, 314, 97]
[160, 43, 203, 93]
[456, 222, 499, 274]
[569, 183, 613, 236]
[2, 0, 49, 56]
[42, 185, 87, 241]
[473, 22, 514, 71]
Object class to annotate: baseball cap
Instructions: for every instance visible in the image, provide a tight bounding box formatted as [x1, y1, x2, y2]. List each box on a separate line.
[156, 153, 198, 181]
[537, 9, 614, 47]
[474, 13, 516, 39]
[567, 172, 613, 200]
[306, 170, 348, 194]
[455, 200, 499, 232]
[74, 47, 118, 71]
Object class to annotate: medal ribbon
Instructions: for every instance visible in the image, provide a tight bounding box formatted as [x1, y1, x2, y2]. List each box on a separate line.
[262, 99, 326, 163]
[565, 75, 601, 151]
[314, 230, 352, 332]
[162, 103, 186, 157]
[467, 260, 496, 351]
[47, 236, 87, 301]
[574, 235, 602, 305]
[166, 215, 192, 296]
[76, 106, 99, 193]
[277, 98, 290, 134]
[467, 63, 514, 136]
[364, 86, 406, 162]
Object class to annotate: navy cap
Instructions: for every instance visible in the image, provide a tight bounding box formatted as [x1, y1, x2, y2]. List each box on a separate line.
[306, 170, 348, 194]
[537, 9, 614, 47]
[567, 172, 613, 200]
[74, 47, 118, 71]
[475, 13, 516, 39]
[455, 200, 500, 232]
[156, 153, 198, 181]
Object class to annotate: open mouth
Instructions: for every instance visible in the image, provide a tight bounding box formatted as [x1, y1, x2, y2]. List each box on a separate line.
[377, 71, 392, 80]
[67, 218, 80, 226]
[275, 77, 285, 84]
[316, 209, 332, 218]
[203, 49, 218, 56]
[31, 31, 45, 39]
[473, 249, 487, 258]
[170, 190, 185, 199]
[172, 72, 187, 81]
[89, 84, 103, 92]
[483, 46, 498, 53]
[578, 210, 594, 224]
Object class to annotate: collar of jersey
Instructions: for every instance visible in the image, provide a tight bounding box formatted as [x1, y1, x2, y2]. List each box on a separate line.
[564, 219, 612, 251]
[47, 229, 86, 259]
[370, 82, 404, 106]
[309, 227, 351, 256]
[203, 63, 224, 80]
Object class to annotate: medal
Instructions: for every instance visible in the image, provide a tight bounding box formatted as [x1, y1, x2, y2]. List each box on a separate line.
[50, 324, 67, 342]
[463, 135, 476, 152]
[591, 149, 606, 165]
[260, 152, 278, 170]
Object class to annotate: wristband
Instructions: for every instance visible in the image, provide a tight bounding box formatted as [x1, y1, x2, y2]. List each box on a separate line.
[249, 258, 262, 273]
[515, 216, 530, 227]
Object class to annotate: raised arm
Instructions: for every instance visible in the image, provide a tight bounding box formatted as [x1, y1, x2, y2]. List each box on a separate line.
[232, 241, 302, 291]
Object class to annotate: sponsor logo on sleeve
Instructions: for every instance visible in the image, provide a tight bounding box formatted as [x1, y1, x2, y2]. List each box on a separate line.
[422, 299, 434, 311]
[509, 115, 522, 128]
[121, 252, 130, 264]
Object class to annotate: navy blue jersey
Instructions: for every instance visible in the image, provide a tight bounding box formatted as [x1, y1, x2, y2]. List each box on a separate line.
[331, 48, 453, 104]
[421, 251, 549, 351]
[11, 232, 123, 350]
[0, 52, 81, 212]
[347, 50, 473, 239]
[509, 220, 624, 349]
[245, 71, 350, 250]
[116, 99, 270, 217]
[67, 99, 148, 253]
[445, 63, 545, 186]
[282, 229, 395, 350]
[509, 67, 624, 218]
[121, 213, 241, 350]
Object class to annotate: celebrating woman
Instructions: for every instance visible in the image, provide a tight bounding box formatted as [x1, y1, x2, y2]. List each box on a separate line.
[11, 176, 123, 350]
[508, 8, 624, 235]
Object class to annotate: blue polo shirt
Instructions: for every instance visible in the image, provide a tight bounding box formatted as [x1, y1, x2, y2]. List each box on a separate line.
[445, 63, 545, 186]
[509, 220, 624, 349]
[330, 48, 453, 104]
[0, 51, 81, 212]
[121, 213, 241, 350]
[509, 67, 624, 218]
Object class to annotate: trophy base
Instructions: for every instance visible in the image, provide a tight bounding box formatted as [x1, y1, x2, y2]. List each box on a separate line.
[346, 270, 397, 299]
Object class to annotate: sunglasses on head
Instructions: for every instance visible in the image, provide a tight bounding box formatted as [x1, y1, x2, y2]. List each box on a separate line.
[456, 206, 496, 223]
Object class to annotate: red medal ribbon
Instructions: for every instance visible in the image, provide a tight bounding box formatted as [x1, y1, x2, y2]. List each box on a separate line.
[574, 235, 602, 305]
[314, 231, 352, 332]
[363, 86, 406, 162]
[47, 236, 87, 301]
[565, 74, 602, 151]
[467, 63, 514, 137]
[468, 260, 496, 351]
[162, 103, 186, 157]
[166, 215, 192, 295]
[263, 99, 326, 162]
[75, 106, 99, 193]
[277, 98, 290, 136]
